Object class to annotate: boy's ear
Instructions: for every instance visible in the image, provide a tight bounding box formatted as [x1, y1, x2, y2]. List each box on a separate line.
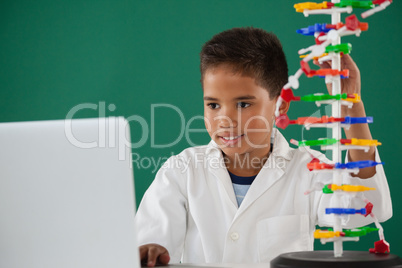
[278, 99, 290, 115]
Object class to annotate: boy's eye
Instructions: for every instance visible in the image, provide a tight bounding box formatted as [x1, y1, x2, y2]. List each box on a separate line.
[207, 103, 220, 109]
[237, 102, 250, 108]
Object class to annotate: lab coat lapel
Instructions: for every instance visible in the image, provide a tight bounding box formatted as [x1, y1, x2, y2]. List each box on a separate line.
[233, 129, 292, 220]
[233, 156, 285, 219]
[213, 163, 239, 212]
[206, 141, 238, 213]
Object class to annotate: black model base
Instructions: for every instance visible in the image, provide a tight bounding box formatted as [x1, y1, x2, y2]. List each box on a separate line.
[270, 250, 401, 268]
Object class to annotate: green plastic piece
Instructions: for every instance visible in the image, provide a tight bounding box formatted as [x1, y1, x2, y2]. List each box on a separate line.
[342, 227, 379, 237]
[298, 138, 338, 147]
[326, 43, 352, 54]
[322, 184, 333, 194]
[334, 0, 374, 9]
[301, 93, 348, 102]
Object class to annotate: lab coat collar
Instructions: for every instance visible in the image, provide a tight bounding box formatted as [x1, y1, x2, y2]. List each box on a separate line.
[270, 128, 293, 161]
[204, 128, 293, 215]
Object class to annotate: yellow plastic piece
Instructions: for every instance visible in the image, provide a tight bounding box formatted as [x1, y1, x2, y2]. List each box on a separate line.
[331, 184, 376, 192]
[345, 93, 361, 103]
[300, 53, 328, 59]
[294, 2, 329, 12]
[314, 229, 342, 239]
[345, 138, 382, 146]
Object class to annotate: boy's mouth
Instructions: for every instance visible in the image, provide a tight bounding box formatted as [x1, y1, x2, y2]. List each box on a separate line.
[219, 134, 244, 146]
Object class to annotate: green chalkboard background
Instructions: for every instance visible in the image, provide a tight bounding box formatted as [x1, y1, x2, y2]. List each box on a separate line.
[1, 0, 401, 256]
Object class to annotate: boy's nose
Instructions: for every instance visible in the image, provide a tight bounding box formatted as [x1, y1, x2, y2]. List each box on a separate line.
[218, 119, 237, 128]
[217, 114, 238, 128]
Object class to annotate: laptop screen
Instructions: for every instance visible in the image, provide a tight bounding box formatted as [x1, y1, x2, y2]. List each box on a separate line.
[0, 117, 140, 268]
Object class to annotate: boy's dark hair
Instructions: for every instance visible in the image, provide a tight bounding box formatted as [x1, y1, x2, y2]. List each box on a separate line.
[200, 27, 288, 99]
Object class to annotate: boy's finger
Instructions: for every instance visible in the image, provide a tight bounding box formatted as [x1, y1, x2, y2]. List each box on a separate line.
[147, 246, 164, 267]
[341, 54, 358, 70]
[139, 246, 148, 260]
[158, 252, 171, 265]
[313, 59, 331, 68]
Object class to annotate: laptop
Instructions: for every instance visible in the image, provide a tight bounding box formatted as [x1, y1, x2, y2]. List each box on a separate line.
[0, 117, 140, 268]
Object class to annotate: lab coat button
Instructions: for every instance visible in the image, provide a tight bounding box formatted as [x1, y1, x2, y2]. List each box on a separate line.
[230, 232, 239, 241]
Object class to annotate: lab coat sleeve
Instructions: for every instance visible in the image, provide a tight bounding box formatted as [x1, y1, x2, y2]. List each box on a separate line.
[315, 148, 392, 228]
[135, 156, 188, 263]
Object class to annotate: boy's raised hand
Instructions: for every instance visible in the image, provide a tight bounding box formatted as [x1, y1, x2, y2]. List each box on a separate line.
[314, 54, 363, 117]
[139, 244, 170, 267]
[315, 54, 377, 178]
[314, 54, 361, 98]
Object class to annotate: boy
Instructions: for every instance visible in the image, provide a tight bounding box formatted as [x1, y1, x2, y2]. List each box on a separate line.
[135, 27, 392, 266]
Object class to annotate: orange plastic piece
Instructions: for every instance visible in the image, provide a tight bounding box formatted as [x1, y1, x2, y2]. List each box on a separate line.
[308, 68, 349, 78]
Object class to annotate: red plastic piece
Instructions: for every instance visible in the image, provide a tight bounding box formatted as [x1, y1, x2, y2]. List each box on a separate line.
[280, 88, 300, 102]
[345, 14, 360, 31]
[326, 21, 368, 31]
[292, 116, 322, 125]
[307, 158, 320, 171]
[315, 32, 326, 45]
[326, 24, 337, 30]
[369, 240, 390, 254]
[289, 116, 344, 126]
[301, 62, 349, 78]
[300, 61, 312, 76]
[345, 15, 369, 31]
[307, 161, 335, 171]
[364, 202, 374, 217]
[373, 0, 392, 4]
[316, 116, 344, 123]
[311, 158, 320, 163]
[326, 2, 335, 8]
[276, 114, 290, 129]
[326, 22, 344, 30]
[340, 139, 352, 144]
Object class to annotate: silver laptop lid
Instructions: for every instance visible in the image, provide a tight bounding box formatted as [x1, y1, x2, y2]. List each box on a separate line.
[0, 117, 139, 268]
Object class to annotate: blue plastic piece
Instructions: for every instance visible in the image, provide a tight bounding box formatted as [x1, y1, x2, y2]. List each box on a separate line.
[335, 160, 384, 169]
[326, 208, 366, 215]
[342, 116, 374, 124]
[296, 23, 330, 36]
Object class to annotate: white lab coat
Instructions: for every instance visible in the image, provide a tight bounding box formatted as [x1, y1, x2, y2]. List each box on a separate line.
[135, 128, 392, 263]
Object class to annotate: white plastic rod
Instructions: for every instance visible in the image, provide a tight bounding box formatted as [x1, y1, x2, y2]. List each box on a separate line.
[331, 3, 343, 257]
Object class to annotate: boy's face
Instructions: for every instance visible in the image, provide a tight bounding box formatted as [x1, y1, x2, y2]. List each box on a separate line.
[203, 65, 277, 161]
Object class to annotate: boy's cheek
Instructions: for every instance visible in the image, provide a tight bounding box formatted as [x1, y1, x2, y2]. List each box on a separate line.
[203, 115, 214, 132]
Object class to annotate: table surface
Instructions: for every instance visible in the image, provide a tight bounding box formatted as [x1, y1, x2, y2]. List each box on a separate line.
[142, 264, 270, 268]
